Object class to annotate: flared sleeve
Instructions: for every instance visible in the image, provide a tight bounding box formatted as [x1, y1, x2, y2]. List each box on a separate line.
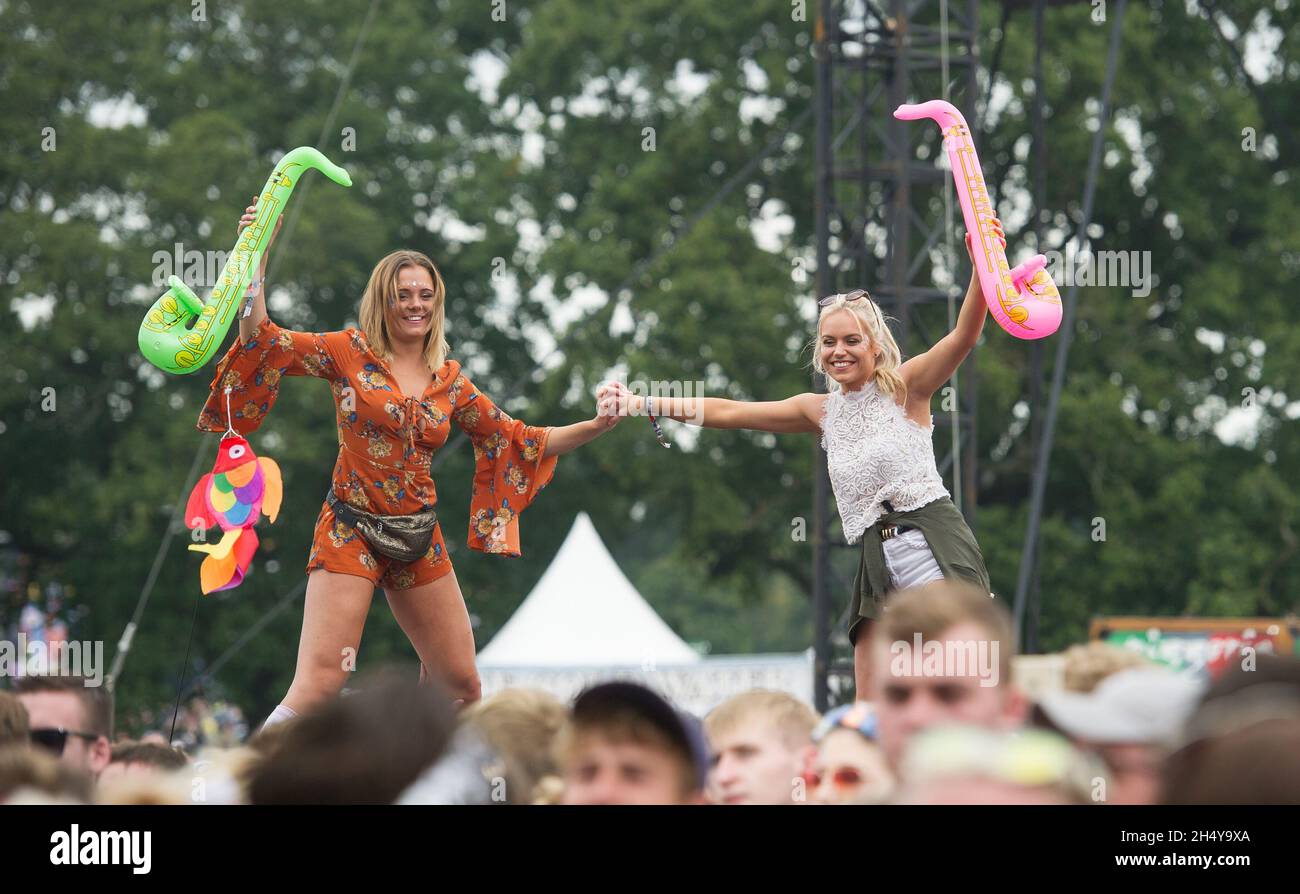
[447, 362, 557, 557]
[196, 319, 344, 435]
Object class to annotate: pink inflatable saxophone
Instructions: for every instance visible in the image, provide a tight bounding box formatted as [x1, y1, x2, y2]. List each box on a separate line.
[894, 100, 1062, 340]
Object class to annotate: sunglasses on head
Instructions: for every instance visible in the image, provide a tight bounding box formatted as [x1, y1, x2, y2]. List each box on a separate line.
[818, 288, 871, 307]
[30, 727, 99, 757]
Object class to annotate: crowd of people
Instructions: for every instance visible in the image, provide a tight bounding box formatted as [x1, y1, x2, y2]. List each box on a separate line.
[1, 580, 1297, 806]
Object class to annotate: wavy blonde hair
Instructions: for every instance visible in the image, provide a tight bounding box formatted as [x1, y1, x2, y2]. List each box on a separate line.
[358, 250, 449, 369]
[811, 292, 907, 402]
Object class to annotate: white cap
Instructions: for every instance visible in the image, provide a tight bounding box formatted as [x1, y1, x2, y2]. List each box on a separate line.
[1037, 668, 1205, 747]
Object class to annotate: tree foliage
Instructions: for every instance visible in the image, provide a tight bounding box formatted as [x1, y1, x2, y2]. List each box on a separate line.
[0, 0, 1295, 727]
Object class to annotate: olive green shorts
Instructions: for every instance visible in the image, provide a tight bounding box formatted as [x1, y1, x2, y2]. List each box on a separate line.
[847, 496, 991, 644]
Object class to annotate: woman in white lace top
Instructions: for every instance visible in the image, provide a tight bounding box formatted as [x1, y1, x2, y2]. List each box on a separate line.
[601, 220, 1004, 696]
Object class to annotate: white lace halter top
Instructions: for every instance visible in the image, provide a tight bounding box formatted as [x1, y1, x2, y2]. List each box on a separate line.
[820, 381, 950, 543]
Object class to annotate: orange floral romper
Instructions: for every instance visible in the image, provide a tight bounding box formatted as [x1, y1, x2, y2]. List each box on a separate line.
[196, 320, 556, 590]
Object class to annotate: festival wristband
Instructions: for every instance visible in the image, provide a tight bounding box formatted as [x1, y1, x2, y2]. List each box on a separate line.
[644, 396, 671, 449]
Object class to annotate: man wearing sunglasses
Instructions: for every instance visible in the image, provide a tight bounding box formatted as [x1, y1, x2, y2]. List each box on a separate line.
[16, 675, 113, 779]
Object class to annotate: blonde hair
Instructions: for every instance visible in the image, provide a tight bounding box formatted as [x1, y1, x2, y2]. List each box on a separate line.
[705, 689, 818, 752]
[812, 293, 907, 402]
[0, 745, 93, 803]
[1061, 642, 1152, 693]
[873, 580, 1015, 687]
[97, 745, 259, 806]
[358, 249, 449, 369]
[462, 688, 568, 805]
[531, 774, 566, 805]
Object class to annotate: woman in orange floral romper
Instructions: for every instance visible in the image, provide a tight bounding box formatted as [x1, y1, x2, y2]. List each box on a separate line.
[198, 200, 619, 728]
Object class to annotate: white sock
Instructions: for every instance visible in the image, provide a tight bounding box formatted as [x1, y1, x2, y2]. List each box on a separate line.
[261, 704, 298, 731]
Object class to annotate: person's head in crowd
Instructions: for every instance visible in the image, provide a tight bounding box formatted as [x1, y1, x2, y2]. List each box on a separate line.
[808, 702, 894, 804]
[0, 691, 30, 748]
[557, 682, 709, 806]
[704, 689, 818, 805]
[461, 688, 567, 805]
[1034, 666, 1202, 805]
[97, 740, 189, 788]
[1161, 655, 1300, 804]
[246, 668, 456, 805]
[103, 745, 264, 806]
[0, 745, 94, 804]
[1061, 641, 1152, 693]
[895, 726, 1104, 805]
[15, 675, 113, 777]
[871, 581, 1026, 771]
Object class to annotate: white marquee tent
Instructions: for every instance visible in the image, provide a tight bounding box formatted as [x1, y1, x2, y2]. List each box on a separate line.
[478, 513, 813, 716]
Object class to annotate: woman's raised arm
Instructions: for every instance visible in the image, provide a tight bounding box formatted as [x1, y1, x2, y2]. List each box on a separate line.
[899, 220, 1006, 400]
[235, 196, 282, 343]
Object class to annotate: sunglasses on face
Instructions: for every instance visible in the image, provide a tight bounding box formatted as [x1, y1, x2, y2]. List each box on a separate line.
[818, 288, 871, 307]
[805, 766, 864, 789]
[30, 727, 99, 757]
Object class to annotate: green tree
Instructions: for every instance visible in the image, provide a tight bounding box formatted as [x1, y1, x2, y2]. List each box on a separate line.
[1, 0, 1296, 731]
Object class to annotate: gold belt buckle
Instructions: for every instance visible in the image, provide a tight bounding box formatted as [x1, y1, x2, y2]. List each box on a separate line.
[880, 525, 898, 541]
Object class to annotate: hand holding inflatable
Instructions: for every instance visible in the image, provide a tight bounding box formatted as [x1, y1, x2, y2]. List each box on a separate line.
[138, 147, 352, 374]
[894, 100, 1061, 340]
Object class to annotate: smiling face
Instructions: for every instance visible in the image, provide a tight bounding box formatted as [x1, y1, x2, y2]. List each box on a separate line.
[383, 264, 436, 348]
[358, 250, 449, 370]
[818, 308, 877, 390]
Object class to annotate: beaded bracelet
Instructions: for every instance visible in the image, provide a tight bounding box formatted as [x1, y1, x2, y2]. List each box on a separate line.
[644, 396, 671, 449]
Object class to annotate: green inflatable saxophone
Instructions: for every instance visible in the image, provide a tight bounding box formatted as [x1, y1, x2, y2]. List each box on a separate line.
[138, 147, 352, 375]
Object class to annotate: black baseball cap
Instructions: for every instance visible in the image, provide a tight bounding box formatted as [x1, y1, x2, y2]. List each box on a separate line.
[572, 682, 711, 790]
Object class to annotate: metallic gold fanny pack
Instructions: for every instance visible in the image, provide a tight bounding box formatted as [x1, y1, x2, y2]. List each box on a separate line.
[326, 490, 437, 564]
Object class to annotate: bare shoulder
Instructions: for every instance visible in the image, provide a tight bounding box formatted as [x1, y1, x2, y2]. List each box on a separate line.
[795, 391, 829, 427]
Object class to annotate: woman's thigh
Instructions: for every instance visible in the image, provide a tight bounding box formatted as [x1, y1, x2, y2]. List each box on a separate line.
[383, 567, 479, 701]
[285, 568, 376, 709]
